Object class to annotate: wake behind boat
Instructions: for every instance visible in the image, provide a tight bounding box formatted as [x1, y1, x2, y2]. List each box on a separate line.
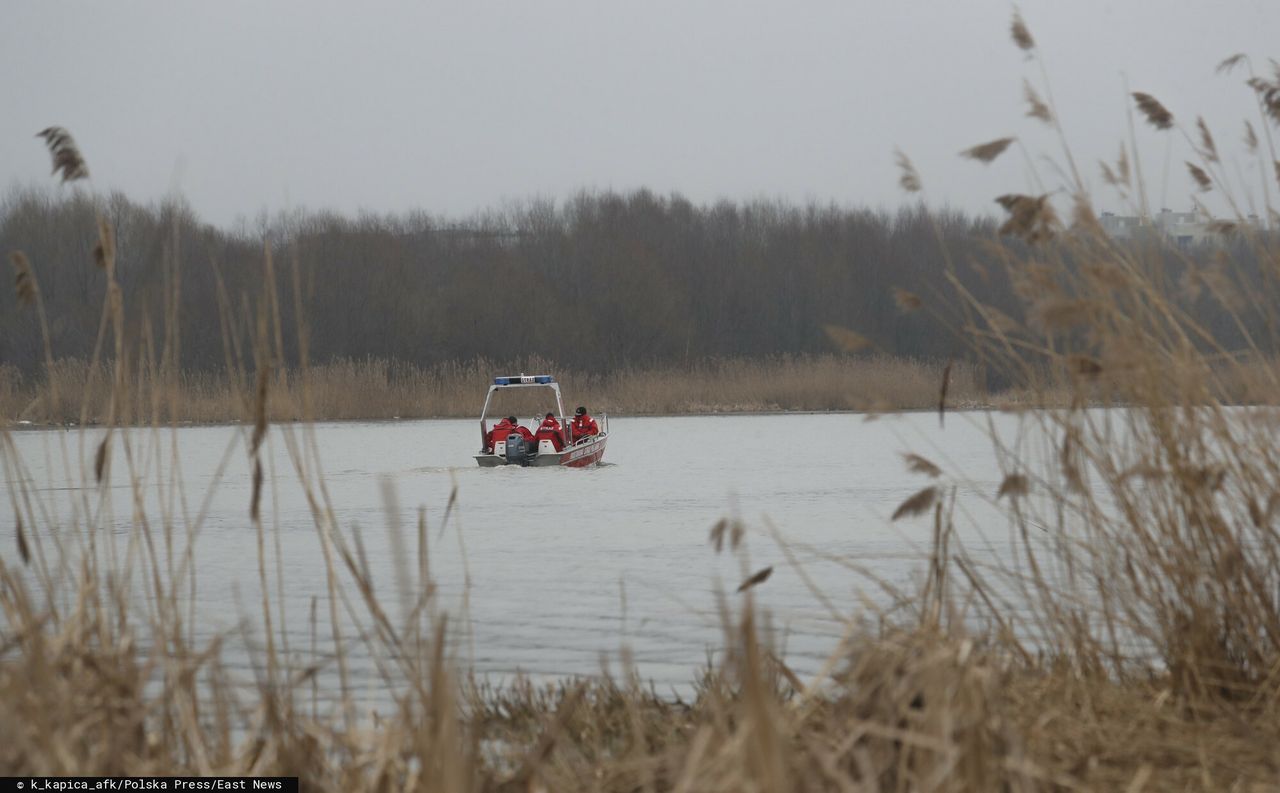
[475, 375, 608, 467]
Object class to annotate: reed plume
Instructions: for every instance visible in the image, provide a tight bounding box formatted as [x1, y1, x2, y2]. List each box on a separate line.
[735, 566, 773, 593]
[1132, 92, 1174, 130]
[996, 473, 1028, 500]
[960, 137, 1015, 164]
[1246, 74, 1280, 125]
[895, 149, 921, 192]
[1196, 117, 1219, 162]
[995, 194, 1058, 244]
[1187, 161, 1213, 192]
[1216, 52, 1247, 74]
[1115, 144, 1131, 185]
[1023, 80, 1052, 123]
[10, 252, 36, 307]
[1009, 10, 1034, 51]
[892, 486, 938, 520]
[904, 453, 942, 478]
[36, 127, 89, 183]
[1071, 197, 1105, 235]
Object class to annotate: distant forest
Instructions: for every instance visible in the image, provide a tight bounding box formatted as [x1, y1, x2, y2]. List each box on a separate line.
[0, 187, 1262, 378]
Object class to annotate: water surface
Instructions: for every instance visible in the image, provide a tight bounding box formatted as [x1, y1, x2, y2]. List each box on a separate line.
[3, 411, 1028, 696]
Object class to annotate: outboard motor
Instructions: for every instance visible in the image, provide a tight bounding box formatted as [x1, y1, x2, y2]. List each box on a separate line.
[504, 433, 532, 466]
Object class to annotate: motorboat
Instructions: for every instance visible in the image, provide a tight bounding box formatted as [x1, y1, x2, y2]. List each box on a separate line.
[474, 375, 608, 467]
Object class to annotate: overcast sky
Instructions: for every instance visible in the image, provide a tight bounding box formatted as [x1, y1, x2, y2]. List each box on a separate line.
[2, 1, 1277, 227]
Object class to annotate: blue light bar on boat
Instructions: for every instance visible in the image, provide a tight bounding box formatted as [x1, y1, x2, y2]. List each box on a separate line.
[493, 375, 555, 385]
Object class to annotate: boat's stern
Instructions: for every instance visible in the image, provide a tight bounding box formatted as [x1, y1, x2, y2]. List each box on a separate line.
[475, 433, 607, 467]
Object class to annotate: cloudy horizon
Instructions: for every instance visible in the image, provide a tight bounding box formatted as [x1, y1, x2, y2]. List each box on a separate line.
[3, 0, 1277, 228]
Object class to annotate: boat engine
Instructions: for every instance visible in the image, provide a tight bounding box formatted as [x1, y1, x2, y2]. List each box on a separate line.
[504, 434, 532, 466]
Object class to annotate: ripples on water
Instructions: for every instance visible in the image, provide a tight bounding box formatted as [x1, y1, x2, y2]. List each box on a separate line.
[3, 412, 1028, 699]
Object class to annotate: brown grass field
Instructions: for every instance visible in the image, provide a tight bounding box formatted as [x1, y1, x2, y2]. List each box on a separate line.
[0, 355, 982, 425]
[5, 15, 1280, 791]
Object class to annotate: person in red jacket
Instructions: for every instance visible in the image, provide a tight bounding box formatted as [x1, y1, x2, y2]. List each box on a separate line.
[509, 417, 536, 443]
[484, 416, 514, 452]
[487, 416, 534, 451]
[570, 406, 599, 442]
[534, 412, 565, 451]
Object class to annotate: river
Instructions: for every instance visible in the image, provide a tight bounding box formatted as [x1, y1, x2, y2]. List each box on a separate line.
[2, 411, 1027, 699]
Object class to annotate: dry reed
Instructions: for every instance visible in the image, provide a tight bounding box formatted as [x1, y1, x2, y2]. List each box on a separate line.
[1132, 91, 1175, 130]
[959, 137, 1015, 164]
[894, 149, 922, 193]
[1023, 80, 1053, 123]
[36, 126, 90, 183]
[0, 354, 984, 425]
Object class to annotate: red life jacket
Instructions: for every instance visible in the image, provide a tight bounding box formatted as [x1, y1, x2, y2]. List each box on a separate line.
[489, 419, 515, 445]
[571, 414, 599, 440]
[537, 416, 562, 433]
[511, 425, 535, 442]
[535, 417, 564, 450]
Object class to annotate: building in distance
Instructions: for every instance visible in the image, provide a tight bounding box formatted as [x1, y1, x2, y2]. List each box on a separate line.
[1099, 208, 1264, 247]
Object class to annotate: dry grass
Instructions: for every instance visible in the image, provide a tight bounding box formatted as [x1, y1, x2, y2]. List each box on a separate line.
[5, 17, 1280, 792]
[0, 354, 982, 425]
[5, 554, 1279, 789]
[1132, 92, 1175, 130]
[36, 126, 90, 183]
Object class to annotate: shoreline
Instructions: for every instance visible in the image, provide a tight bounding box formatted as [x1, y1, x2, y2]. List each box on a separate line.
[0, 354, 999, 428]
[1, 399, 1026, 432]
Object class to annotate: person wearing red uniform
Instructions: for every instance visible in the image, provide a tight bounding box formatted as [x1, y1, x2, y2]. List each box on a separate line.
[484, 416, 515, 452]
[534, 412, 565, 451]
[509, 416, 536, 443]
[487, 415, 534, 450]
[570, 406, 599, 442]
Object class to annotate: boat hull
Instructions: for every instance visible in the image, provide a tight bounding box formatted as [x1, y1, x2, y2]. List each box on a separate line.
[474, 433, 607, 468]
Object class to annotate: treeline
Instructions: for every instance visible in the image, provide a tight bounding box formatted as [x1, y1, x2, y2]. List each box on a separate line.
[0, 188, 1003, 374]
[0, 186, 1262, 378]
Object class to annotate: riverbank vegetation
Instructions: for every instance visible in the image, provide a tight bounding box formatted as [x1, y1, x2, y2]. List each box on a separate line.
[2, 173, 1269, 389]
[0, 187, 995, 376]
[0, 354, 982, 424]
[5, 11, 1280, 792]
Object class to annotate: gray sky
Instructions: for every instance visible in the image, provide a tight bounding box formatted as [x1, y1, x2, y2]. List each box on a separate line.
[2, 0, 1277, 227]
